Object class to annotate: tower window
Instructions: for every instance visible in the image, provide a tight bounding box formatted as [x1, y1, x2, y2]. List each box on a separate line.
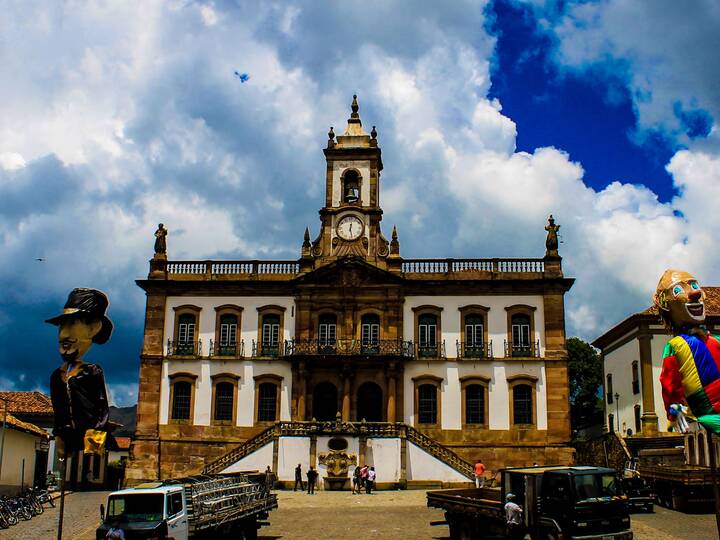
[342, 170, 360, 204]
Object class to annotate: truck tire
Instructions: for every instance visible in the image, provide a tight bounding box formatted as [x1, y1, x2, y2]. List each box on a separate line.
[240, 519, 258, 540]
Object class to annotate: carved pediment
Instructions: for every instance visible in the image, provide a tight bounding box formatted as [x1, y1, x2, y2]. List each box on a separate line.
[294, 257, 402, 286]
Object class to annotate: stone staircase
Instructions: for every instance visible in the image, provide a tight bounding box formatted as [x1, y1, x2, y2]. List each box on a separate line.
[203, 420, 474, 480]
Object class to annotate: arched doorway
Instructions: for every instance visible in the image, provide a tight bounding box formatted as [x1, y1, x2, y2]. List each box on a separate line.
[357, 382, 383, 422]
[313, 382, 338, 421]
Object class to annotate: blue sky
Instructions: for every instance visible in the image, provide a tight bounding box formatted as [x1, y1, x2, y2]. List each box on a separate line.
[1, 0, 719, 406]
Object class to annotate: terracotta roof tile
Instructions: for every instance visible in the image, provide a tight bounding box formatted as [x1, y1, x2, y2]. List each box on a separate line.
[0, 404, 49, 439]
[0, 391, 54, 414]
[114, 437, 132, 450]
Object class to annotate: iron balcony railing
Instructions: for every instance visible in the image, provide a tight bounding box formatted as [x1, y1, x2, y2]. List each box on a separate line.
[167, 339, 202, 357]
[414, 340, 446, 360]
[251, 340, 285, 358]
[503, 339, 541, 358]
[209, 339, 245, 358]
[456, 340, 493, 359]
[285, 339, 414, 357]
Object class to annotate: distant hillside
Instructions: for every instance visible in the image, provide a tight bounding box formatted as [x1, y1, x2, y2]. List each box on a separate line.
[110, 405, 137, 437]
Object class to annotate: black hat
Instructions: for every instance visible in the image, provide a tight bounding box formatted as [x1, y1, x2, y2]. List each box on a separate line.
[45, 288, 113, 344]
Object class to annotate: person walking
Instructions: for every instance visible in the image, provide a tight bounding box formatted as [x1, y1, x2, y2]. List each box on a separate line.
[352, 465, 361, 494]
[504, 493, 524, 540]
[307, 466, 318, 495]
[366, 466, 376, 494]
[294, 463, 305, 492]
[474, 459, 486, 488]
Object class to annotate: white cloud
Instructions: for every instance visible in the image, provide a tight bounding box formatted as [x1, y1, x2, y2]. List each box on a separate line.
[3, 0, 720, 402]
[537, 0, 719, 144]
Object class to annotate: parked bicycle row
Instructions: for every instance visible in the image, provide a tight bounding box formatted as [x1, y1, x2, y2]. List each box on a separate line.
[0, 487, 55, 529]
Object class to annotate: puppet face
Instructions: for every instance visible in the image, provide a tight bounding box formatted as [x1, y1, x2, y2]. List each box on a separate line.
[655, 269, 706, 328]
[58, 317, 102, 363]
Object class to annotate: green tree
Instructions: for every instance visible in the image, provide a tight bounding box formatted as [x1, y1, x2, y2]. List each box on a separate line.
[567, 337, 604, 431]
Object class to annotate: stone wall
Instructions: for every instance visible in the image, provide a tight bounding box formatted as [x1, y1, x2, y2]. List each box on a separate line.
[573, 432, 630, 472]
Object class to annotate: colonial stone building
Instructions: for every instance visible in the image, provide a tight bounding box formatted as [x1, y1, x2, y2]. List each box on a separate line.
[126, 97, 575, 488]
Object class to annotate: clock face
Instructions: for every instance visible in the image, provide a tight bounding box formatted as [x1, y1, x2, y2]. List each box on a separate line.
[336, 215, 364, 241]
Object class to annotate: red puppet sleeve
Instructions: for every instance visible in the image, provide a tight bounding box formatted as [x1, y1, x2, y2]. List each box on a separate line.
[659, 342, 685, 416]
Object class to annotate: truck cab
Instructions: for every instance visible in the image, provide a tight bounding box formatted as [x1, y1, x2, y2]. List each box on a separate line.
[96, 483, 188, 540]
[503, 466, 633, 540]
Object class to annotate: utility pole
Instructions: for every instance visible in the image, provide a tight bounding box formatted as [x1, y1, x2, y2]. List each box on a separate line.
[614, 393, 620, 433]
[0, 396, 8, 482]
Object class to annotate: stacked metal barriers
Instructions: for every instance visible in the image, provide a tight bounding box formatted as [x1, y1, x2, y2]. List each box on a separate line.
[164, 474, 277, 533]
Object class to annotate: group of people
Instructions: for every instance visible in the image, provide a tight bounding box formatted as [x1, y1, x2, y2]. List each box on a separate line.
[292, 463, 377, 494]
[351, 464, 376, 494]
[294, 464, 320, 494]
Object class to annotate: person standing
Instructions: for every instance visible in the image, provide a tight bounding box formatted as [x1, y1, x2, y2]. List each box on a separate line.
[504, 493, 524, 540]
[352, 465, 361, 494]
[360, 464, 369, 491]
[474, 460, 486, 488]
[307, 466, 318, 495]
[366, 466, 376, 494]
[294, 464, 305, 492]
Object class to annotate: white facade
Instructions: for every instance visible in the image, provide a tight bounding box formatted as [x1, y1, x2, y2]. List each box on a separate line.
[403, 295, 546, 358]
[0, 428, 42, 493]
[221, 436, 468, 486]
[601, 323, 672, 434]
[160, 294, 550, 429]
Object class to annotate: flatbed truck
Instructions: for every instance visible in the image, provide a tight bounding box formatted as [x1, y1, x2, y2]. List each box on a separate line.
[427, 465, 633, 540]
[96, 472, 277, 540]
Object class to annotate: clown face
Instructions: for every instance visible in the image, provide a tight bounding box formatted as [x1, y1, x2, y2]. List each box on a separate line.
[655, 269, 706, 329]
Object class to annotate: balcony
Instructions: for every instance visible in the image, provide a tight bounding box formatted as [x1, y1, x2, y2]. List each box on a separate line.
[414, 341, 447, 360]
[209, 340, 245, 358]
[252, 340, 285, 358]
[456, 341, 493, 359]
[285, 339, 413, 357]
[166, 339, 202, 357]
[503, 340, 541, 358]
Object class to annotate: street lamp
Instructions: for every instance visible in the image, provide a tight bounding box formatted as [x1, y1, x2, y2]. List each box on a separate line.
[614, 393, 620, 433]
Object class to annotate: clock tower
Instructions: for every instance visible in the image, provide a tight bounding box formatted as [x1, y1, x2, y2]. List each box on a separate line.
[302, 95, 400, 270]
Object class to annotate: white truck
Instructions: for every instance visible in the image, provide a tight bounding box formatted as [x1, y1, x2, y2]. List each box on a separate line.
[96, 472, 277, 540]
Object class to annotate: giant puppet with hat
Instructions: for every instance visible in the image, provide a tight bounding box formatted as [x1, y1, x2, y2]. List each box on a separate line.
[46, 288, 114, 457]
[655, 270, 720, 435]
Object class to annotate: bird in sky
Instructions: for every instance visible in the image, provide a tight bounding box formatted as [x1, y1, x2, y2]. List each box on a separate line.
[35, 258, 45, 262]
[234, 71, 250, 83]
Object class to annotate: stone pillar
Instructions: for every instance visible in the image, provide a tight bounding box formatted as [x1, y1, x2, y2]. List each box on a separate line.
[125, 291, 166, 486]
[542, 290, 572, 444]
[309, 435, 317, 468]
[359, 436, 367, 466]
[638, 325, 659, 435]
[387, 374, 397, 423]
[296, 362, 307, 421]
[399, 433, 407, 489]
[342, 374, 351, 422]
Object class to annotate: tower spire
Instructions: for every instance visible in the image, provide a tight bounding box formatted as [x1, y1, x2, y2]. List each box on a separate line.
[343, 94, 367, 136]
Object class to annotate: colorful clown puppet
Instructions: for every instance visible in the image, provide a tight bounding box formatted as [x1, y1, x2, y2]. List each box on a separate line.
[656, 269, 720, 435]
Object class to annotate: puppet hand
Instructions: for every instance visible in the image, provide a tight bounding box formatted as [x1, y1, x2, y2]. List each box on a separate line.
[668, 404, 690, 433]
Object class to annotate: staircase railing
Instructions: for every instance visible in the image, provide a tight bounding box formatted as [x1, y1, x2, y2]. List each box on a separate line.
[203, 421, 474, 480]
[203, 424, 277, 474]
[405, 425, 474, 479]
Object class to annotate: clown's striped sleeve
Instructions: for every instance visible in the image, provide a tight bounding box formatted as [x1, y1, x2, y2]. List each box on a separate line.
[660, 341, 685, 416]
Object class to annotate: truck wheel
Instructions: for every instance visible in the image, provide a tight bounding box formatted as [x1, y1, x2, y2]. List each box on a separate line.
[240, 520, 258, 540]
